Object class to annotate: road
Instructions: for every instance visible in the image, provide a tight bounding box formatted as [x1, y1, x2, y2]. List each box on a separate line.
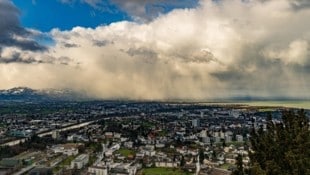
[196, 155, 200, 175]
[13, 164, 36, 175]
[1, 120, 97, 147]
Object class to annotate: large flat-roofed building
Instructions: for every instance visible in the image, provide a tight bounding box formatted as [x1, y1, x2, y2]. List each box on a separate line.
[192, 119, 200, 128]
[88, 164, 108, 175]
[50, 143, 80, 156]
[71, 154, 89, 169]
[29, 166, 52, 175]
[0, 158, 22, 168]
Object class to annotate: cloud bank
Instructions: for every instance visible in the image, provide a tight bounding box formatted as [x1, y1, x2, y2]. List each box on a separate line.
[1, 0, 310, 100]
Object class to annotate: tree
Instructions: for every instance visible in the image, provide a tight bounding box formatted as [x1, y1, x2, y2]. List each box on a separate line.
[199, 149, 205, 164]
[180, 155, 185, 167]
[212, 150, 217, 161]
[222, 139, 227, 147]
[232, 154, 244, 175]
[248, 110, 310, 175]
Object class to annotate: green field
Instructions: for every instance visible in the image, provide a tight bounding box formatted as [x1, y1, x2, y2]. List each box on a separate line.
[241, 101, 310, 109]
[202, 101, 310, 109]
[61, 155, 76, 166]
[220, 163, 234, 170]
[142, 168, 192, 175]
[116, 148, 136, 157]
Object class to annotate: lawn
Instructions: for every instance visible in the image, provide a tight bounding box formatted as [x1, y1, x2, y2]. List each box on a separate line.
[220, 163, 233, 170]
[257, 107, 277, 112]
[0, 123, 6, 128]
[116, 148, 136, 157]
[227, 141, 245, 147]
[60, 155, 77, 166]
[216, 141, 245, 147]
[142, 167, 192, 175]
[158, 130, 168, 137]
[88, 153, 97, 166]
[53, 155, 76, 173]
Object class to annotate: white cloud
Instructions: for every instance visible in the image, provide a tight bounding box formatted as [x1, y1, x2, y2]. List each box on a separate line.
[1, 0, 310, 100]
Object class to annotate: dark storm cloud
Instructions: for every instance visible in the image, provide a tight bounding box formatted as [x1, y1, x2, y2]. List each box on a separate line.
[188, 50, 220, 63]
[211, 45, 279, 83]
[92, 40, 109, 47]
[0, 0, 46, 51]
[0, 37, 46, 51]
[0, 58, 36, 64]
[0, 52, 38, 64]
[0, 50, 73, 65]
[290, 0, 310, 10]
[63, 43, 79, 48]
[126, 47, 158, 59]
[57, 56, 73, 65]
[209, 42, 308, 98]
[124, 47, 158, 64]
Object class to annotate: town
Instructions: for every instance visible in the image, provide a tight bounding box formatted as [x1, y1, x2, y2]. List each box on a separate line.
[0, 101, 306, 175]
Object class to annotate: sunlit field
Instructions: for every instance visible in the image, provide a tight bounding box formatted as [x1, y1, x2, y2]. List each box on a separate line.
[202, 101, 310, 109]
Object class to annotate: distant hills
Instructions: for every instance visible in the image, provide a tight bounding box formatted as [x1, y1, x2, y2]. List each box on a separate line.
[0, 87, 309, 103]
[0, 87, 89, 102]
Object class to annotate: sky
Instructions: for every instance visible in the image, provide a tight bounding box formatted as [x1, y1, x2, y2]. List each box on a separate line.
[0, 0, 310, 100]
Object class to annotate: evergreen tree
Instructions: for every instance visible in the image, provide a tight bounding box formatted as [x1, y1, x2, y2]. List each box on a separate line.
[199, 149, 205, 164]
[233, 154, 244, 175]
[222, 139, 227, 147]
[180, 155, 185, 167]
[248, 110, 310, 175]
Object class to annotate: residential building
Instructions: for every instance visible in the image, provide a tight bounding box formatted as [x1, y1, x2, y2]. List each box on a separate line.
[71, 154, 89, 169]
[88, 163, 108, 175]
[192, 119, 200, 127]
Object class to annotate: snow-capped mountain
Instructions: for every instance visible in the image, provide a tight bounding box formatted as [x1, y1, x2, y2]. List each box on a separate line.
[0, 87, 35, 95]
[0, 87, 89, 101]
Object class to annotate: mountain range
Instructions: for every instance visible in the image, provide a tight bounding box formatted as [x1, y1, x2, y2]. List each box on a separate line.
[0, 87, 88, 102]
[1, 87, 309, 102]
